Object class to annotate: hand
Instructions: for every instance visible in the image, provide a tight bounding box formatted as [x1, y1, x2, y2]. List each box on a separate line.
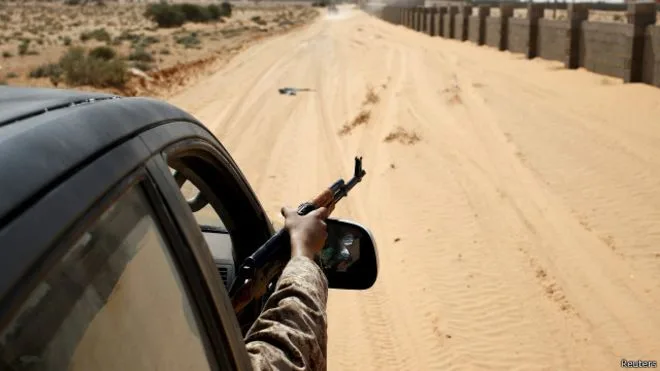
[281, 205, 334, 260]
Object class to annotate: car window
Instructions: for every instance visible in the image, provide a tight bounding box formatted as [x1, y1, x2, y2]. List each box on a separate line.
[0, 185, 217, 371]
[169, 167, 227, 231]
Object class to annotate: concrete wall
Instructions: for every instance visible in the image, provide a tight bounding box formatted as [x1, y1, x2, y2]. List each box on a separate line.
[468, 16, 482, 44]
[508, 18, 531, 55]
[443, 14, 454, 38]
[537, 19, 570, 63]
[643, 25, 660, 87]
[455, 14, 466, 40]
[380, 3, 660, 89]
[580, 22, 634, 80]
[485, 17, 504, 50]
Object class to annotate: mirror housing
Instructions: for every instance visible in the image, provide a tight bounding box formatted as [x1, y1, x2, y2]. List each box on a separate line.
[321, 218, 378, 290]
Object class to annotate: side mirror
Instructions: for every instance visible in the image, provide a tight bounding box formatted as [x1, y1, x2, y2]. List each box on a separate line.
[320, 218, 378, 290]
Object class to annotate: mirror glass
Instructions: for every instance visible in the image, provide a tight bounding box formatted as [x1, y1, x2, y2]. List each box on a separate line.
[321, 218, 378, 290]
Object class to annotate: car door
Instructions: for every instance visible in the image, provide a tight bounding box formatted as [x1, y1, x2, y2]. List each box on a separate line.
[0, 122, 252, 370]
[138, 123, 276, 334]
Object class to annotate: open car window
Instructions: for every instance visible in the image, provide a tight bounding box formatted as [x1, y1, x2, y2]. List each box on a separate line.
[169, 167, 227, 232]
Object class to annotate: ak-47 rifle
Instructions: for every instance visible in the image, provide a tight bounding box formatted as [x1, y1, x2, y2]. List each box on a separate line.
[229, 157, 367, 313]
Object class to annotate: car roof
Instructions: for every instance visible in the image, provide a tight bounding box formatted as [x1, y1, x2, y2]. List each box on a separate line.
[0, 86, 201, 225]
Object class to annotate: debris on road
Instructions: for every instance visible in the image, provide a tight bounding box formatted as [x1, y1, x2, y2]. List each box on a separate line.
[278, 87, 314, 96]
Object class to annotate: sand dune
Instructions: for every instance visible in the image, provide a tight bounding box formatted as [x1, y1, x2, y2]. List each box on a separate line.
[171, 6, 660, 370]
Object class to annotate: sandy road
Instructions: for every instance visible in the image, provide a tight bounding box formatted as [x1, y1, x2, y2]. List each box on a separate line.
[170, 6, 660, 370]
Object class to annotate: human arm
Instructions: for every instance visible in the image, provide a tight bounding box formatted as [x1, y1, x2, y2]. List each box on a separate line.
[244, 207, 332, 371]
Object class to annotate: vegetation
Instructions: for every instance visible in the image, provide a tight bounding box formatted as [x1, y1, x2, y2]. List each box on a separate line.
[144, 2, 232, 28]
[5, 72, 18, 79]
[128, 47, 154, 62]
[88, 45, 116, 60]
[80, 28, 111, 43]
[26, 46, 127, 88]
[2, 51, 12, 58]
[18, 40, 29, 56]
[175, 32, 201, 48]
[251, 16, 267, 26]
[29, 62, 63, 79]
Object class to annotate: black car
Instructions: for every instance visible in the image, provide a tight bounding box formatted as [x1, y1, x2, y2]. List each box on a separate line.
[0, 87, 378, 370]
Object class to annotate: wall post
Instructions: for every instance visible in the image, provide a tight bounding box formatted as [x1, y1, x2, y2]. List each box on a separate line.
[626, 2, 657, 82]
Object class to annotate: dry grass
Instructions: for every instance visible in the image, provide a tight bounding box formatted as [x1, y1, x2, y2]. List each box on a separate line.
[384, 127, 421, 145]
[339, 109, 371, 136]
[363, 85, 380, 105]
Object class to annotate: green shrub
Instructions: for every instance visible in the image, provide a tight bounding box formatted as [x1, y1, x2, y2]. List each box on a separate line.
[5, 72, 18, 79]
[0, 79, 7, 85]
[80, 28, 111, 43]
[63, 36, 72, 46]
[116, 31, 142, 44]
[145, 3, 231, 28]
[128, 47, 154, 62]
[142, 35, 160, 46]
[175, 32, 201, 48]
[179, 3, 211, 23]
[2, 51, 12, 58]
[59, 46, 128, 88]
[251, 16, 267, 26]
[18, 40, 29, 56]
[145, 3, 185, 28]
[220, 2, 232, 18]
[88, 45, 116, 60]
[160, 48, 171, 55]
[29, 63, 63, 79]
[207, 4, 222, 20]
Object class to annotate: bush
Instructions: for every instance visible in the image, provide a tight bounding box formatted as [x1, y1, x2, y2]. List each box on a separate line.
[2, 51, 12, 58]
[145, 3, 231, 28]
[116, 31, 142, 44]
[175, 32, 201, 48]
[6, 72, 18, 79]
[142, 35, 160, 46]
[220, 2, 232, 18]
[29, 63, 63, 79]
[145, 3, 185, 28]
[128, 47, 154, 62]
[88, 45, 116, 60]
[18, 40, 29, 56]
[63, 36, 72, 46]
[160, 48, 171, 55]
[207, 4, 222, 20]
[80, 28, 111, 43]
[251, 16, 267, 26]
[59, 46, 128, 88]
[179, 3, 211, 23]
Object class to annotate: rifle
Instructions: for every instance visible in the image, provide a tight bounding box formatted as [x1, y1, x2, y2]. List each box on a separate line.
[229, 157, 367, 313]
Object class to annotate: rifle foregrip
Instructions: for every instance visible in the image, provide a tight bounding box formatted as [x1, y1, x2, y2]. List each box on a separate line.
[311, 189, 334, 209]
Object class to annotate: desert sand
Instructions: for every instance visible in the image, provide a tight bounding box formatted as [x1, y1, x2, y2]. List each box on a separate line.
[168, 5, 660, 371]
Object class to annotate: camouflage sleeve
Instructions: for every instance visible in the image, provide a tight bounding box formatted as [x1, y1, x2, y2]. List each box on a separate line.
[244, 256, 328, 371]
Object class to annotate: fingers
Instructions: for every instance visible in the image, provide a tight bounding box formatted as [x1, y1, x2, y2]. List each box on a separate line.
[281, 206, 296, 218]
[310, 206, 332, 220]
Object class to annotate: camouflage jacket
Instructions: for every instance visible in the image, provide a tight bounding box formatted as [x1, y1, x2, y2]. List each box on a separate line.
[245, 256, 329, 371]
